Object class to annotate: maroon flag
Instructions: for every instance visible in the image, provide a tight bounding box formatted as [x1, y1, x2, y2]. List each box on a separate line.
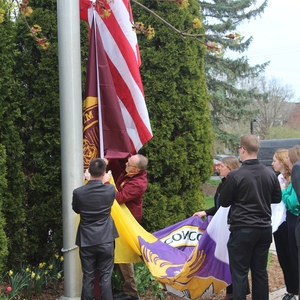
[81, 2, 153, 170]
[83, 14, 132, 169]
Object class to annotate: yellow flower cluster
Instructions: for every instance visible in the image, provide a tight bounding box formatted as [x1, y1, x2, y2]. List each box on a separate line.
[233, 32, 242, 44]
[146, 26, 155, 40]
[192, 18, 202, 29]
[31, 24, 42, 34]
[133, 22, 155, 40]
[23, 6, 33, 17]
[19, 0, 49, 50]
[38, 262, 46, 268]
[176, 0, 189, 10]
[6, 254, 64, 297]
[37, 38, 49, 50]
[19, 1, 33, 17]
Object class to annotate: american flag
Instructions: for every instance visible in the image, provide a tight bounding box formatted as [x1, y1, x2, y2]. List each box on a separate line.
[80, 0, 152, 166]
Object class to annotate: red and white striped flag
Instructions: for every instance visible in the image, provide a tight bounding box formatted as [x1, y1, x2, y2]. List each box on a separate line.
[80, 1, 152, 162]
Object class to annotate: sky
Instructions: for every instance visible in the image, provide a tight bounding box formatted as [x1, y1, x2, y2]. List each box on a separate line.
[225, 0, 300, 102]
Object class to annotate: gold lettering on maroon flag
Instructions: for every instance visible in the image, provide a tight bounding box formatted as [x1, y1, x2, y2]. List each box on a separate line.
[83, 96, 99, 169]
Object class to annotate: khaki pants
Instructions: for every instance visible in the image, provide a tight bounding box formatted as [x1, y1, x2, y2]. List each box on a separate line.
[118, 263, 138, 297]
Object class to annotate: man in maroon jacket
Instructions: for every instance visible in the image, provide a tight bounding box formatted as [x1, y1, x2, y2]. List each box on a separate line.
[113, 154, 148, 300]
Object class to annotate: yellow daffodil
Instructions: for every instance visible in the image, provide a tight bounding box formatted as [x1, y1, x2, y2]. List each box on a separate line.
[8, 270, 13, 276]
[31, 272, 35, 279]
[57, 273, 61, 279]
[60, 256, 64, 262]
[48, 264, 53, 270]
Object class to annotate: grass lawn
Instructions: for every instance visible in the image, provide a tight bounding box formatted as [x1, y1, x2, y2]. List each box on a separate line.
[203, 179, 219, 209]
[205, 197, 214, 208]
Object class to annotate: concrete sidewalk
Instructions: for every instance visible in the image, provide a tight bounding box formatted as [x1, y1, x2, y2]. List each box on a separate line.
[269, 288, 289, 300]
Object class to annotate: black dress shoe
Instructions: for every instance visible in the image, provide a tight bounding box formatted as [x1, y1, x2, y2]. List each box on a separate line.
[113, 290, 125, 298]
[114, 293, 139, 300]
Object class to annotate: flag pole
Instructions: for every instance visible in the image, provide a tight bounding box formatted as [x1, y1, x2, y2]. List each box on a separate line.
[57, 0, 82, 299]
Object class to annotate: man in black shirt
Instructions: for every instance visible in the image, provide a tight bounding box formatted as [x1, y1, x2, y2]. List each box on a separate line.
[219, 135, 281, 300]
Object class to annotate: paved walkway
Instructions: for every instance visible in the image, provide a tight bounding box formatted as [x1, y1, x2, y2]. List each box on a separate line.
[269, 288, 288, 300]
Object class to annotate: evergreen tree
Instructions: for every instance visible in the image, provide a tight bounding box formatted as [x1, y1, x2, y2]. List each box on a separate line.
[0, 0, 25, 268]
[0, 145, 8, 272]
[199, 0, 269, 148]
[11, 0, 88, 263]
[132, 0, 214, 232]
[13, 0, 62, 263]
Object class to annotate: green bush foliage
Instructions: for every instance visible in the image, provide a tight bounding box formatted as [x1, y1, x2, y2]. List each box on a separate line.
[0, 0, 24, 270]
[0, 145, 8, 272]
[12, 0, 63, 264]
[133, 0, 214, 232]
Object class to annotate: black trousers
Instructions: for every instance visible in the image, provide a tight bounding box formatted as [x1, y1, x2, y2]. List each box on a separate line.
[228, 227, 272, 300]
[295, 216, 300, 297]
[79, 242, 114, 300]
[286, 211, 299, 295]
[274, 215, 298, 295]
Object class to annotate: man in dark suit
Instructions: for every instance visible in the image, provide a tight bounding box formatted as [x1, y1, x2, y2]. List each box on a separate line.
[72, 158, 118, 300]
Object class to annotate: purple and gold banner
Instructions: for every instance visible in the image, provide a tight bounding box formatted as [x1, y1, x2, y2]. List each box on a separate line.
[112, 200, 232, 299]
[139, 212, 231, 299]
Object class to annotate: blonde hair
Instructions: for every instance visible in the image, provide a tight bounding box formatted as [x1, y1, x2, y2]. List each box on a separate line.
[274, 149, 291, 185]
[222, 156, 240, 171]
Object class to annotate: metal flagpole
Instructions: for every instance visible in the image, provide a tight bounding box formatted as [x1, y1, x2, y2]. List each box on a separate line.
[57, 0, 82, 299]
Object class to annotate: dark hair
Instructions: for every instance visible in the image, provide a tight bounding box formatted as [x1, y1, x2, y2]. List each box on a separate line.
[89, 158, 106, 177]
